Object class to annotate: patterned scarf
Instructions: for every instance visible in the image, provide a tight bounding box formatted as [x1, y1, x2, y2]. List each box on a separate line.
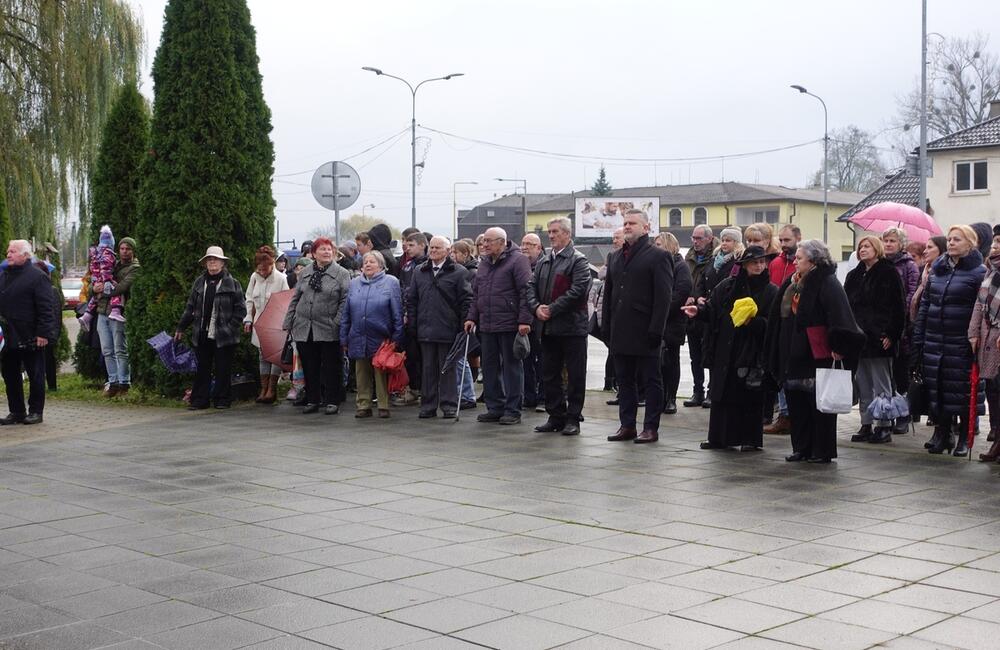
[308, 263, 329, 292]
[781, 270, 806, 317]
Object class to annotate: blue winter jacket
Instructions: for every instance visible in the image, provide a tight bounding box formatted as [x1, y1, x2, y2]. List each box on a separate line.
[339, 271, 404, 359]
[913, 250, 987, 416]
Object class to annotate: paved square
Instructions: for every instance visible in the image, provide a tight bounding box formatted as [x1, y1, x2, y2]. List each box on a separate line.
[2, 383, 1000, 649]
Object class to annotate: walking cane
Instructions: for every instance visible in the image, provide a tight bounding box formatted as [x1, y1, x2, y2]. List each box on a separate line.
[455, 328, 472, 423]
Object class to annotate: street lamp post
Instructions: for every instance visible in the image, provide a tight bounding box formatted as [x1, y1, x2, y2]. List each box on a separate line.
[919, 0, 928, 214]
[495, 178, 527, 240]
[453, 181, 478, 240]
[791, 84, 829, 243]
[361, 203, 375, 217]
[361, 67, 464, 229]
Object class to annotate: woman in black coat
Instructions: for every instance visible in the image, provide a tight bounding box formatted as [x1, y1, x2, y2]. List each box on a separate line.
[654, 233, 692, 414]
[765, 240, 865, 463]
[684, 246, 777, 450]
[912, 224, 987, 456]
[844, 236, 906, 444]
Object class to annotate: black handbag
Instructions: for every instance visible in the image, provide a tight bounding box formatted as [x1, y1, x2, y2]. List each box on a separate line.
[280, 335, 294, 365]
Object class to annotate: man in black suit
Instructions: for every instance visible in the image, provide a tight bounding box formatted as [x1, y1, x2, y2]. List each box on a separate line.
[601, 209, 672, 443]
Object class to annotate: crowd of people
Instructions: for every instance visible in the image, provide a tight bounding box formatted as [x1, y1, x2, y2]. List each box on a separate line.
[3, 215, 999, 467]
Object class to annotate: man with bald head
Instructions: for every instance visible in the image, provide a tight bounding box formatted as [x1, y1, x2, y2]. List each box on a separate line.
[1, 240, 58, 425]
[407, 236, 472, 419]
[464, 227, 533, 425]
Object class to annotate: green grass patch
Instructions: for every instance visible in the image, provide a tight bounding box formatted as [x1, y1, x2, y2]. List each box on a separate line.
[0, 373, 186, 409]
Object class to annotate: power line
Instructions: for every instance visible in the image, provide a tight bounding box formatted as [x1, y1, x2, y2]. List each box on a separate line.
[421, 125, 823, 164]
[272, 126, 411, 177]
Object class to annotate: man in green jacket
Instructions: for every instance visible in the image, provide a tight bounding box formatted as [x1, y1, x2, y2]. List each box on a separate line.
[93, 237, 140, 397]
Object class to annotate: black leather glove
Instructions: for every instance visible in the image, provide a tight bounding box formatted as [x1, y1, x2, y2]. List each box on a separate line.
[647, 332, 662, 349]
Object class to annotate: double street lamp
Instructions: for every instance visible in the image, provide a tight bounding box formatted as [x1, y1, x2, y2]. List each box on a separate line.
[791, 84, 829, 243]
[361, 67, 464, 229]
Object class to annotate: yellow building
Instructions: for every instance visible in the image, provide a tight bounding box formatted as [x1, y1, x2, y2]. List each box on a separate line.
[525, 182, 864, 260]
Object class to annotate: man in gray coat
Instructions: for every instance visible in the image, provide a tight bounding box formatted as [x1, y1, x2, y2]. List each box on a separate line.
[408, 236, 472, 419]
[527, 216, 592, 435]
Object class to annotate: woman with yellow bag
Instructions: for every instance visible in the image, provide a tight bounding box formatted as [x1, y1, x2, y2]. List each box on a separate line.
[682, 246, 778, 451]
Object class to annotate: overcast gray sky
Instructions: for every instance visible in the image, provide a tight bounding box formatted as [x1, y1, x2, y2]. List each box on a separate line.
[133, 0, 1000, 246]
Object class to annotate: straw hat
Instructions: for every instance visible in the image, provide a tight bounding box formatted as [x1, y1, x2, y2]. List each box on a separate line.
[198, 245, 229, 263]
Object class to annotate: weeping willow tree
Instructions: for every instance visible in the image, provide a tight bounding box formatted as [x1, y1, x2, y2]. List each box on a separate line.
[0, 0, 144, 245]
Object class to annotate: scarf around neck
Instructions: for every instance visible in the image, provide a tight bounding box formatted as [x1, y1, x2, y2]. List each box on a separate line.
[309, 263, 330, 292]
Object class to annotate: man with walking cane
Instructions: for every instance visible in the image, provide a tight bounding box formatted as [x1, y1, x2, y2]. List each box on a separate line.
[407, 236, 472, 419]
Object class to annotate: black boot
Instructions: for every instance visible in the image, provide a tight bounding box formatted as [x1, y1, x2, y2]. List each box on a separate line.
[892, 415, 911, 435]
[953, 430, 969, 457]
[924, 427, 943, 449]
[928, 426, 955, 454]
[869, 426, 892, 444]
[663, 395, 677, 414]
[851, 424, 873, 442]
[683, 391, 704, 408]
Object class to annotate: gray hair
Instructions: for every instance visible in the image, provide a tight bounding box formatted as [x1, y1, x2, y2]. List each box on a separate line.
[485, 227, 507, 242]
[429, 235, 452, 249]
[798, 239, 834, 267]
[363, 250, 386, 269]
[7, 239, 31, 257]
[881, 227, 908, 246]
[547, 216, 572, 235]
[624, 208, 649, 223]
[693, 224, 714, 239]
[719, 227, 742, 244]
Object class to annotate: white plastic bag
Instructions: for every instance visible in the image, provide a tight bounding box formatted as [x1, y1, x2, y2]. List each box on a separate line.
[816, 361, 852, 414]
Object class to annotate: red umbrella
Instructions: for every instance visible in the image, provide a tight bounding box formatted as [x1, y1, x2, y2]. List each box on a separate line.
[847, 201, 942, 244]
[968, 361, 980, 462]
[253, 289, 295, 372]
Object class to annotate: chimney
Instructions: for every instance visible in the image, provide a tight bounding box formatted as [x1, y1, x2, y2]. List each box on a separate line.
[990, 99, 1000, 120]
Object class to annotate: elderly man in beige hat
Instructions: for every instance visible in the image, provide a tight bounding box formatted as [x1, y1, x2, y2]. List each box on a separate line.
[175, 246, 246, 409]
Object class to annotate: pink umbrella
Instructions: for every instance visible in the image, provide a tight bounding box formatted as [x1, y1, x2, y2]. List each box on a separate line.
[847, 201, 942, 244]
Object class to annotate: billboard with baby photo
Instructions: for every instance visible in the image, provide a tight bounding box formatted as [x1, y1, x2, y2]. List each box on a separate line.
[575, 198, 659, 239]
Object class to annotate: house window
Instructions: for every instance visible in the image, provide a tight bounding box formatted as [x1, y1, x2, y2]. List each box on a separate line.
[955, 161, 988, 192]
[735, 206, 780, 225]
[486, 210, 495, 217]
[693, 207, 707, 225]
[669, 208, 682, 226]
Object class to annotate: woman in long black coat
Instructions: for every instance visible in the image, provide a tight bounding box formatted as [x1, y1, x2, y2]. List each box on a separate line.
[684, 246, 777, 451]
[654, 233, 692, 414]
[912, 224, 987, 456]
[844, 236, 906, 444]
[765, 240, 865, 463]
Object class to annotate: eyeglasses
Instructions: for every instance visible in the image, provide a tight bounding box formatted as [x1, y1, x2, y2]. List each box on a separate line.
[482, 237, 503, 244]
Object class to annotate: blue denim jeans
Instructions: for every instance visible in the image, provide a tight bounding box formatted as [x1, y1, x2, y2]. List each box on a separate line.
[457, 357, 475, 403]
[96, 314, 129, 385]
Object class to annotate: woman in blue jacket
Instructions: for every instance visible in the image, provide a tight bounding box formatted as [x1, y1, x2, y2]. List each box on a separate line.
[340, 251, 404, 418]
[912, 224, 987, 456]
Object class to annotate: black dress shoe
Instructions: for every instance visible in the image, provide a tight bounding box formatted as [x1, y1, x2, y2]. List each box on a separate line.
[739, 445, 761, 452]
[683, 394, 704, 407]
[460, 400, 477, 410]
[869, 427, 892, 444]
[561, 422, 581, 436]
[785, 452, 807, 462]
[607, 426, 637, 441]
[499, 415, 521, 425]
[0, 413, 26, 425]
[702, 399, 712, 409]
[807, 457, 832, 464]
[477, 412, 502, 423]
[22, 413, 42, 425]
[700, 441, 725, 449]
[606, 398, 620, 406]
[441, 410, 457, 419]
[534, 421, 564, 433]
[663, 400, 677, 414]
[302, 403, 320, 414]
[418, 410, 437, 419]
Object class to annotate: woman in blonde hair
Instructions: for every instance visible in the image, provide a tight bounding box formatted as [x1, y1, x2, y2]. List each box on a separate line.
[743, 223, 780, 258]
[913, 224, 987, 456]
[653, 233, 692, 413]
[244, 245, 289, 404]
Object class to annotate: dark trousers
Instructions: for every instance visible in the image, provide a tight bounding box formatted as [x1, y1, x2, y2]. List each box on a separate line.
[613, 353, 663, 431]
[541, 335, 588, 424]
[481, 331, 523, 416]
[661, 343, 680, 400]
[298, 339, 343, 406]
[786, 387, 838, 459]
[1, 346, 47, 416]
[604, 351, 616, 388]
[987, 378, 1000, 432]
[420, 341, 458, 412]
[688, 334, 705, 395]
[191, 335, 235, 408]
[45, 345, 58, 390]
[403, 335, 421, 392]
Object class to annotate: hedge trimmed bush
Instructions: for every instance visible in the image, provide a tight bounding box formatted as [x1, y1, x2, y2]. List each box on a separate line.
[127, 0, 274, 395]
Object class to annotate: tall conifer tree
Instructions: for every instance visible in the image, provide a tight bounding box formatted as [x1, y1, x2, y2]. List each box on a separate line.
[128, 0, 274, 392]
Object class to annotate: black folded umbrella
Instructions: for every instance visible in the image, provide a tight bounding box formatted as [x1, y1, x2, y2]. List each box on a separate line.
[441, 331, 479, 374]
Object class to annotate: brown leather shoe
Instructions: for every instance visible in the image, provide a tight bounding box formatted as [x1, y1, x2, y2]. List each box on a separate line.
[763, 414, 791, 435]
[378, 409, 391, 419]
[979, 437, 1000, 462]
[634, 429, 659, 444]
[607, 426, 637, 441]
